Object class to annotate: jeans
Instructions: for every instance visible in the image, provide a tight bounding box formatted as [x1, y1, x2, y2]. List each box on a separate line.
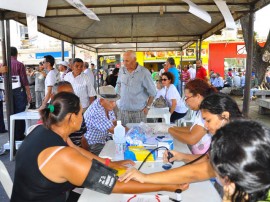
[250, 88, 259, 98]
[35, 91, 45, 108]
[0, 100, 6, 132]
[13, 87, 27, 140]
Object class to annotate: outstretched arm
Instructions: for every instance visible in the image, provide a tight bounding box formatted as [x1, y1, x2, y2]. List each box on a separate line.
[113, 181, 189, 193]
[67, 137, 134, 169]
[119, 160, 215, 184]
[38, 146, 188, 195]
[169, 125, 207, 145]
[163, 150, 208, 164]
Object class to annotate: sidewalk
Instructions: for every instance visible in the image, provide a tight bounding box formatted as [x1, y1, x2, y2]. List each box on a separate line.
[0, 96, 270, 201]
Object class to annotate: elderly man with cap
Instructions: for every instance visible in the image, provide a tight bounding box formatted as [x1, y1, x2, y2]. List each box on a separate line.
[83, 85, 120, 155]
[57, 61, 69, 80]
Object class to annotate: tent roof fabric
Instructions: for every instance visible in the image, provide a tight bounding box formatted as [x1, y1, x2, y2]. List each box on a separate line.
[3, 0, 270, 52]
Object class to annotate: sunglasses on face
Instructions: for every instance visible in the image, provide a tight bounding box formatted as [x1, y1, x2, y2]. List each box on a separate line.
[161, 78, 168, 81]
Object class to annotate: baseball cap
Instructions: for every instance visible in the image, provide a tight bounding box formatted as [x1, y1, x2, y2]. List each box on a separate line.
[57, 61, 68, 67]
[97, 85, 120, 101]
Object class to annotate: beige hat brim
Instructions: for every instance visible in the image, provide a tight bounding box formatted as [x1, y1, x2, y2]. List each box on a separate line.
[97, 94, 120, 101]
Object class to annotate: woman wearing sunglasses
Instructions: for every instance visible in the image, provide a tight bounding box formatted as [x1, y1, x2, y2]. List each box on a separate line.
[161, 72, 188, 123]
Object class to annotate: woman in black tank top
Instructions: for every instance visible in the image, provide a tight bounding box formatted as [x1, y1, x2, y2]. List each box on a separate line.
[11, 92, 187, 202]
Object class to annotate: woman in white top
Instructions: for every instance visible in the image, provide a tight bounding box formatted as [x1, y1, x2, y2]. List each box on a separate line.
[161, 72, 188, 123]
[168, 79, 218, 154]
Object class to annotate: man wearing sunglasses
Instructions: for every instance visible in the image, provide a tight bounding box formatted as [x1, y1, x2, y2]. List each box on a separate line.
[40, 55, 59, 110]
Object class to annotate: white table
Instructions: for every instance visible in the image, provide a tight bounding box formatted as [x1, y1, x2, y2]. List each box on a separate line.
[78, 140, 221, 202]
[9, 111, 40, 161]
[147, 107, 170, 124]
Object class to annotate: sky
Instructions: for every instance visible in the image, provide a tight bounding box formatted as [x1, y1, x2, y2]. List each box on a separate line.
[254, 4, 270, 38]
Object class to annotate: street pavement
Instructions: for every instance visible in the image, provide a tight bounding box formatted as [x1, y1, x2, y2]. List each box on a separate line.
[0, 96, 270, 201]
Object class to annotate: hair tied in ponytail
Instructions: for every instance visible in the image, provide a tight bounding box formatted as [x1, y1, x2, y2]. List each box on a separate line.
[47, 104, 55, 113]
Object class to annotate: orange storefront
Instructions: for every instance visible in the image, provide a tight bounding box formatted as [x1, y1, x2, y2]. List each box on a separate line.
[208, 42, 247, 77]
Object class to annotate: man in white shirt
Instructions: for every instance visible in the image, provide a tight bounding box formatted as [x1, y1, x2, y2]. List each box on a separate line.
[83, 62, 95, 87]
[159, 63, 167, 76]
[212, 73, 224, 91]
[188, 64, 196, 80]
[64, 58, 96, 111]
[233, 72, 241, 88]
[40, 55, 59, 109]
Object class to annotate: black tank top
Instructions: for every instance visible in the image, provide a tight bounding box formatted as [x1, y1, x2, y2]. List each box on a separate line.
[11, 125, 74, 202]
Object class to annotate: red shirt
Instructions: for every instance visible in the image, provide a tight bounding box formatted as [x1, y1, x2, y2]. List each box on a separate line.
[196, 66, 207, 80]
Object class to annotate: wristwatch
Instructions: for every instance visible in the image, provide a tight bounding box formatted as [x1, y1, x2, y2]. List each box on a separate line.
[146, 106, 151, 109]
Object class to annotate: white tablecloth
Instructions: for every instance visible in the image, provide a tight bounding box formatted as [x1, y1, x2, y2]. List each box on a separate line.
[78, 136, 221, 202]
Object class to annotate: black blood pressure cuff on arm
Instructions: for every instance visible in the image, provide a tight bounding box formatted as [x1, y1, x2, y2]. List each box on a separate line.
[82, 159, 118, 195]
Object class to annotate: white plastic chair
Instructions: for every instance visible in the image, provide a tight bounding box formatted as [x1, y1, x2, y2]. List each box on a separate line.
[0, 160, 13, 199]
[177, 109, 196, 127]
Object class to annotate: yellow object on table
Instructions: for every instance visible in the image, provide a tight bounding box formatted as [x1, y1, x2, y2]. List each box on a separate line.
[116, 168, 127, 176]
[127, 146, 155, 162]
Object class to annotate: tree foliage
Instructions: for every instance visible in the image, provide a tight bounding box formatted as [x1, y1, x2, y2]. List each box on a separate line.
[240, 14, 270, 84]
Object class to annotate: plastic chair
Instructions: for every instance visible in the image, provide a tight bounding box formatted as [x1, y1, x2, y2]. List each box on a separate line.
[177, 109, 196, 127]
[0, 160, 13, 199]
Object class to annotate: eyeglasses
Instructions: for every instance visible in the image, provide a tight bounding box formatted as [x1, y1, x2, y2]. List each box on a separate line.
[161, 79, 168, 81]
[184, 95, 194, 101]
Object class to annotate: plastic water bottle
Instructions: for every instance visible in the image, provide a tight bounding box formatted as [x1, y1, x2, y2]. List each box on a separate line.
[114, 120, 126, 160]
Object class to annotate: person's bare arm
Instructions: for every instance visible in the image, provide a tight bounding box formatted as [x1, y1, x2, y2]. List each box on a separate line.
[67, 138, 134, 169]
[81, 136, 89, 150]
[119, 160, 215, 184]
[89, 96, 95, 104]
[170, 99, 177, 114]
[142, 96, 154, 115]
[163, 150, 208, 164]
[0, 66, 7, 73]
[113, 181, 189, 194]
[39, 147, 189, 194]
[169, 126, 191, 134]
[24, 85, 32, 103]
[40, 71, 47, 77]
[146, 96, 154, 107]
[169, 125, 207, 145]
[40, 86, 53, 109]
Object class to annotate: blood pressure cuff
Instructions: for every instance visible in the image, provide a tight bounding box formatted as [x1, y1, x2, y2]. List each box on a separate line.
[82, 159, 118, 194]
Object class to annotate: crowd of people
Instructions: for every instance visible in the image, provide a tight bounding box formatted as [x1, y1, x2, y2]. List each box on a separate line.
[1, 48, 270, 202]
